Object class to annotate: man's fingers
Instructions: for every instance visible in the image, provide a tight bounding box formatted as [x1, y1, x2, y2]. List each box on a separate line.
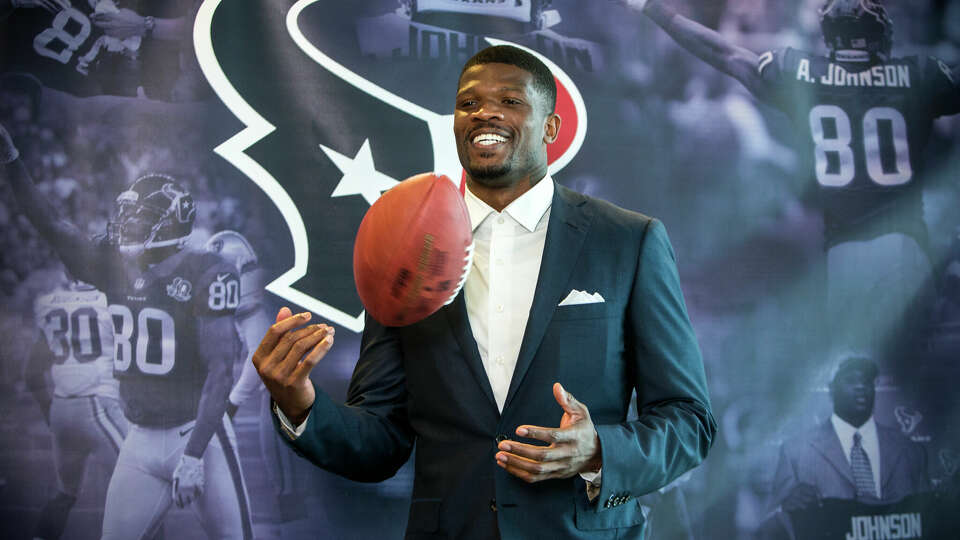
[291, 332, 335, 380]
[495, 452, 563, 482]
[515, 425, 572, 444]
[268, 324, 329, 370]
[279, 326, 333, 376]
[498, 440, 564, 462]
[553, 382, 585, 416]
[276, 307, 293, 323]
[253, 311, 311, 362]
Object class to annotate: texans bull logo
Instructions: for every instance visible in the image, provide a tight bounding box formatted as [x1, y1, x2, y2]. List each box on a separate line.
[196, 0, 587, 332]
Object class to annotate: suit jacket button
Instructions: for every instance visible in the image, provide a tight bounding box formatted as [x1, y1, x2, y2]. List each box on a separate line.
[490, 499, 497, 512]
[496, 434, 509, 444]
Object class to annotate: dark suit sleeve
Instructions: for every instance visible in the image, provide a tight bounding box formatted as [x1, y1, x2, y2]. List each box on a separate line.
[593, 219, 717, 506]
[275, 313, 416, 482]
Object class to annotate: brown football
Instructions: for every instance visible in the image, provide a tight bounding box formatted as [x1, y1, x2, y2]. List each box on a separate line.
[353, 173, 473, 327]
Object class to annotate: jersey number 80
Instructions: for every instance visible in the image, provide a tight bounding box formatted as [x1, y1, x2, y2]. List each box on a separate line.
[809, 105, 912, 187]
[110, 305, 175, 376]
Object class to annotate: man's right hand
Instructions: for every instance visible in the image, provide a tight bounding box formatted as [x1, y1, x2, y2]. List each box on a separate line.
[252, 307, 335, 426]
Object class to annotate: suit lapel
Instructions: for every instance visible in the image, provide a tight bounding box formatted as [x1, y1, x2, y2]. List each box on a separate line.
[443, 292, 498, 410]
[504, 184, 591, 409]
[878, 425, 905, 493]
[810, 422, 856, 489]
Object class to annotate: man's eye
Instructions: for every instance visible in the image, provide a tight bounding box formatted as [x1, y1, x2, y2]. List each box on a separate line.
[503, 98, 522, 105]
[459, 100, 476, 107]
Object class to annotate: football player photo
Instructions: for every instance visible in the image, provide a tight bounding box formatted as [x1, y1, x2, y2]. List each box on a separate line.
[637, 0, 960, 363]
[1, 123, 254, 539]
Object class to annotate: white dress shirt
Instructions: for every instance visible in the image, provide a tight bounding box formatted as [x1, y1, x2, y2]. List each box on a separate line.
[831, 414, 881, 498]
[463, 176, 553, 412]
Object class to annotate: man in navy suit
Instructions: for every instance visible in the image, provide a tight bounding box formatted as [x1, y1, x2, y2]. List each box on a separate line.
[766, 355, 930, 539]
[251, 45, 716, 539]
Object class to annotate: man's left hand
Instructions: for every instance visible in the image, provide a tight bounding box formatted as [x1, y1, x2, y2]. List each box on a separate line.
[495, 383, 601, 483]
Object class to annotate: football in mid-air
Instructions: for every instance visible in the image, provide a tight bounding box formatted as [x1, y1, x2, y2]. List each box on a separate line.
[353, 173, 473, 327]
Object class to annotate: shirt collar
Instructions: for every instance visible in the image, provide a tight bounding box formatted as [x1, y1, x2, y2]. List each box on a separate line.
[831, 413, 877, 442]
[464, 175, 554, 233]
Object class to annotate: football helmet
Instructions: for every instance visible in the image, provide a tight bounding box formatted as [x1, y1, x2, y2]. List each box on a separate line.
[819, 0, 893, 59]
[205, 230, 258, 273]
[107, 174, 195, 255]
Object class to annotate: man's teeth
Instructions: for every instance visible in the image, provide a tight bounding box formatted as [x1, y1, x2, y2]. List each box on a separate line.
[473, 133, 507, 146]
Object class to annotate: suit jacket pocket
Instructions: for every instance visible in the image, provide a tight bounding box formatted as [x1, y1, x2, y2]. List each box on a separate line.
[573, 489, 646, 531]
[407, 498, 441, 534]
[552, 301, 611, 321]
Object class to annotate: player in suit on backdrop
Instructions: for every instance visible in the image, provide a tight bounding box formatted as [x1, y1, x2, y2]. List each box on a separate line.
[766, 355, 930, 539]
[253, 45, 716, 539]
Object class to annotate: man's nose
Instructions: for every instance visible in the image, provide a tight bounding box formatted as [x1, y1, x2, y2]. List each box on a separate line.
[473, 102, 504, 120]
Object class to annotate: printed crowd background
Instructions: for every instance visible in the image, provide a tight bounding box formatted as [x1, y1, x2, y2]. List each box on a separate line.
[1, 0, 959, 538]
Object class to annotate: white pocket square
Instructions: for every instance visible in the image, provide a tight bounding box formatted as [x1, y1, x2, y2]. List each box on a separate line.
[558, 289, 605, 306]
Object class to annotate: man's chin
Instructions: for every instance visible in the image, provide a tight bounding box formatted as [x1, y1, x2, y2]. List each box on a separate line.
[466, 163, 511, 183]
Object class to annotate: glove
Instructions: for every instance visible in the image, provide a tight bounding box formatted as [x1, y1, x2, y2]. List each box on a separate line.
[172, 454, 205, 508]
[0, 122, 20, 165]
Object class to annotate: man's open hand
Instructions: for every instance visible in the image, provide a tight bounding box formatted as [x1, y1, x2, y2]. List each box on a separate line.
[495, 383, 601, 483]
[252, 307, 334, 425]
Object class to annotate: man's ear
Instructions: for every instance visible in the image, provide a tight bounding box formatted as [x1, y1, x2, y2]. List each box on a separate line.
[543, 113, 561, 144]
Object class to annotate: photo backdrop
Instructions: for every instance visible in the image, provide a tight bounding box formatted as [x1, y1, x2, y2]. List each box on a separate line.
[1, 1, 959, 538]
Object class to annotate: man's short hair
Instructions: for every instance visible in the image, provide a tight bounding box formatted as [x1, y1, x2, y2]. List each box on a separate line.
[459, 45, 557, 115]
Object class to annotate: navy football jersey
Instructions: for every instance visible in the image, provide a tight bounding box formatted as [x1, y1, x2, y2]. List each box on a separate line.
[1, 1, 139, 96]
[757, 48, 960, 248]
[81, 248, 241, 427]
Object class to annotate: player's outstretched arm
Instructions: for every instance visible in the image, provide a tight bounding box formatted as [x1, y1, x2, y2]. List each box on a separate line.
[1, 123, 95, 278]
[636, 0, 767, 98]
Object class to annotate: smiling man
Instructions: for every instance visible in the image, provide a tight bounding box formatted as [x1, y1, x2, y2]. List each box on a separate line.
[252, 45, 716, 539]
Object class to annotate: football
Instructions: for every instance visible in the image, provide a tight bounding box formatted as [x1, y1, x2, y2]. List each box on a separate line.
[353, 173, 474, 327]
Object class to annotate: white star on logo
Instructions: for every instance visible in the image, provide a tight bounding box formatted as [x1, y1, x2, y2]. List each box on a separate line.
[320, 139, 399, 205]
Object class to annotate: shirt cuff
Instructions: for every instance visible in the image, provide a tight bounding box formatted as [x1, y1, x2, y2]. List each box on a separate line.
[272, 401, 309, 440]
[580, 468, 602, 501]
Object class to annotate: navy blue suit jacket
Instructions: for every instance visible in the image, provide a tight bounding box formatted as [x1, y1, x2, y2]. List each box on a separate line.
[280, 183, 716, 539]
